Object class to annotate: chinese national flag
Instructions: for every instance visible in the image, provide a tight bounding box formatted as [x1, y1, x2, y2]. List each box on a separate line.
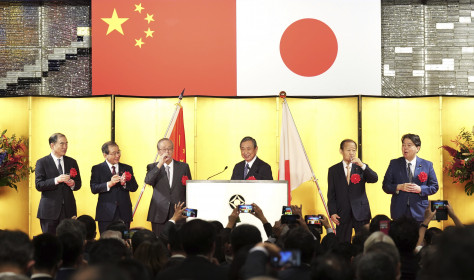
[92, 0, 236, 96]
[168, 106, 186, 162]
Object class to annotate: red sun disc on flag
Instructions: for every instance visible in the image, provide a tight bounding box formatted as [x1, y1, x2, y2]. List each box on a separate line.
[280, 18, 338, 77]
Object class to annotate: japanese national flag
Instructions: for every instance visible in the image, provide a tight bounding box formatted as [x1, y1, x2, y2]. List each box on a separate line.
[237, 0, 381, 96]
[279, 99, 314, 197]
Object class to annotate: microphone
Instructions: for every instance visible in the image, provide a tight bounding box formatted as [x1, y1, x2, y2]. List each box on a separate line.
[207, 166, 228, 180]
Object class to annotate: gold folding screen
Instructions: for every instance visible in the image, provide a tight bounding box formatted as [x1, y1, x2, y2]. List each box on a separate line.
[0, 96, 473, 236]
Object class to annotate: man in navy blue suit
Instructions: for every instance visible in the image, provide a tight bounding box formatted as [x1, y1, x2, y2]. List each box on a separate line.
[328, 139, 378, 243]
[382, 133, 439, 222]
[231, 136, 273, 180]
[90, 141, 138, 234]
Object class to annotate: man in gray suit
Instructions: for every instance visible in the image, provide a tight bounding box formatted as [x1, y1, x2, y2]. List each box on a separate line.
[145, 138, 192, 235]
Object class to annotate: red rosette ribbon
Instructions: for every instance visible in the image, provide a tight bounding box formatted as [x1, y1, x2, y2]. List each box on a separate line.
[69, 168, 77, 178]
[181, 175, 189, 186]
[123, 171, 132, 182]
[418, 172, 428, 183]
[247, 176, 256, 180]
[350, 174, 361, 184]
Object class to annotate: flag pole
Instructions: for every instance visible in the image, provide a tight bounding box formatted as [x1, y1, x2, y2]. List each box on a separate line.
[132, 89, 185, 217]
[282, 96, 336, 232]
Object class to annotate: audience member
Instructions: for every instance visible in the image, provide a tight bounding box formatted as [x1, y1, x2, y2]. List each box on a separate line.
[133, 240, 168, 277]
[368, 214, 391, 233]
[0, 230, 33, 277]
[117, 259, 153, 280]
[56, 219, 86, 244]
[279, 227, 315, 280]
[131, 229, 157, 255]
[389, 216, 420, 280]
[76, 215, 97, 242]
[88, 238, 130, 265]
[70, 265, 129, 280]
[31, 233, 62, 279]
[311, 253, 353, 280]
[56, 232, 83, 280]
[357, 251, 397, 280]
[156, 219, 228, 280]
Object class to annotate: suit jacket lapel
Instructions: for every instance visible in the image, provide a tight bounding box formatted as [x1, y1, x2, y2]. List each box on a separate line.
[247, 159, 259, 179]
[48, 154, 61, 176]
[103, 161, 112, 177]
[414, 157, 422, 181]
[170, 160, 179, 189]
[399, 158, 409, 182]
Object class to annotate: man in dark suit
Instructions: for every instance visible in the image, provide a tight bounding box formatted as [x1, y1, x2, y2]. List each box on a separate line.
[145, 138, 192, 235]
[231, 136, 273, 180]
[90, 141, 139, 234]
[328, 139, 378, 243]
[382, 133, 439, 222]
[35, 133, 81, 234]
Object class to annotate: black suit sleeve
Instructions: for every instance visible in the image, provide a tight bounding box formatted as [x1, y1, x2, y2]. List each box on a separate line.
[363, 165, 378, 184]
[90, 164, 108, 194]
[35, 158, 58, 192]
[145, 163, 164, 187]
[69, 158, 81, 191]
[327, 167, 337, 216]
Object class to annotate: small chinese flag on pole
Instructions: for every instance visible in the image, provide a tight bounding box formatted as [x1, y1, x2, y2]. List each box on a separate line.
[168, 105, 186, 162]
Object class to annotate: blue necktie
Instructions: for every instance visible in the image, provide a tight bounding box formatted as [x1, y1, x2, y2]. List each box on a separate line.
[243, 163, 250, 179]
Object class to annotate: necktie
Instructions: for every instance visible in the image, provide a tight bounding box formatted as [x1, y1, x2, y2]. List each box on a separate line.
[244, 163, 250, 179]
[165, 165, 171, 186]
[346, 165, 351, 185]
[112, 166, 116, 175]
[57, 159, 63, 175]
[407, 163, 413, 183]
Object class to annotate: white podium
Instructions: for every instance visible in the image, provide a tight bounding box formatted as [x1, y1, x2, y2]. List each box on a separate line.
[186, 180, 288, 240]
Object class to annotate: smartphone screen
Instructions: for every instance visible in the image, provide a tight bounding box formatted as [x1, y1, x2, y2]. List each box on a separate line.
[271, 250, 301, 268]
[182, 208, 198, 217]
[282, 206, 292, 215]
[238, 204, 254, 213]
[305, 215, 322, 225]
[379, 220, 390, 235]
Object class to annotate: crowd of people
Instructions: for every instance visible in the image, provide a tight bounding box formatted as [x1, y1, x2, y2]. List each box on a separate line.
[0, 202, 472, 280]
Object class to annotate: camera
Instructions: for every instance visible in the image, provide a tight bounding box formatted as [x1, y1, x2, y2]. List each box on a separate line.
[431, 200, 448, 221]
[379, 220, 390, 235]
[305, 215, 323, 234]
[282, 206, 292, 215]
[281, 214, 300, 224]
[270, 250, 301, 268]
[238, 204, 254, 213]
[182, 208, 198, 217]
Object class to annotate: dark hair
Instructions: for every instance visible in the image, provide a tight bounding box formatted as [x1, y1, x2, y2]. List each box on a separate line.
[284, 227, 315, 264]
[49, 133, 66, 145]
[401, 133, 421, 147]
[131, 229, 157, 254]
[133, 240, 168, 276]
[181, 219, 216, 255]
[340, 139, 357, 150]
[56, 218, 87, 243]
[88, 238, 130, 265]
[240, 136, 257, 148]
[106, 220, 127, 239]
[311, 253, 353, 280]
[58, 232, 83, 267]
[357, 251, 397, 280]
[77, 215, 97, 241]
[425, 227, 442, 245]
[0, 230, 33, 271]
[32, 233, 62, 270]
[230, 224, 262, 254]
[167, 225, 183, 253]
[388, 216, 419, 254]
[369, 215, 391, 233]
[157, 138, 173, 150]
[101, 141, 118, 154]
[118, 259, 153, 280]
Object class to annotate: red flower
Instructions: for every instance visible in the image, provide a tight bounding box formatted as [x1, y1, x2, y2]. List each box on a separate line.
[69, 168, 77, 178]
[123, 171, 132, 182]
[418, 172, 428, 183]
[350, 174, 361, 184]
[247, 176, 256, 180]
[181, 175, 189, 186]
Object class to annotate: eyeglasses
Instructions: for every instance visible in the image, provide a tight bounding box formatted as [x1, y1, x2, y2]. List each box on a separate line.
[108, 150, 121, 156]
[159, 148, 173, 152]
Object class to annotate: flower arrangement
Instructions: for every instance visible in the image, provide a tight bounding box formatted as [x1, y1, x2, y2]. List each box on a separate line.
[0, 130, 33, 190]
[441, 127, 474, 196]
